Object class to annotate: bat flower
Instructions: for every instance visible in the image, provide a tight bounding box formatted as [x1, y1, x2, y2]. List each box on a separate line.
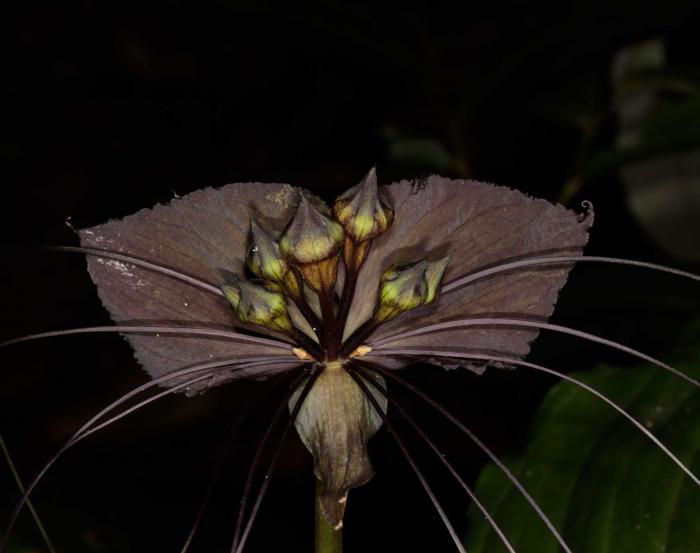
[78, 168, 593, 532]
[5, 168, 700, 553]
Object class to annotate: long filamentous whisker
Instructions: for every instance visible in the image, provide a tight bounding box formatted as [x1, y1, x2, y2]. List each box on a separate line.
[352, 363, 516, 553]
[369, 349, 700, 489]
[0, 369, 217, 553]
[80, 359, 300, 441]
[1, 324, 292, 350]
[0, 433, 57, 553]
[230, 371, 310, 551]
[442, 255, 700, 294]
[358, 361, 573, 553]
[180, 373, 297, 553]
[0, 357, 304, 553]
[346, 366, 467, 553]
[49, 246, 326, 341]
[370, 317, 700, 389]
[233, 365, 323, 553]
[50, 246, 225, 296]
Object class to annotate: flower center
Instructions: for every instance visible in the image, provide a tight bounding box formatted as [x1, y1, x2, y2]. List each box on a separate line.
[221, 169, 451, 368]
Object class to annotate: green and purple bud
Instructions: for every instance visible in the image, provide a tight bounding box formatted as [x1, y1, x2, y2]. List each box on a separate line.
[375, 260, 429, 322]
[221, 277, 293, 334]
[247, 219, 288, 282]
[333, 168, 394, 271]
[279, 193, 345, 293]
[333, 167, 394, 243]
[247, 219, 301, 299]
[374, 256, 451, 323]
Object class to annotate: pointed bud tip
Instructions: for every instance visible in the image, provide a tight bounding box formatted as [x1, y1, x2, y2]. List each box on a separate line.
[359, 166, 378, 193]
[425, 255, 451, 303]
[247, 218, 288, 282]
[280, 192, 344, 265]
[334, 168, 393, 242]
[221, 282, 241, 309]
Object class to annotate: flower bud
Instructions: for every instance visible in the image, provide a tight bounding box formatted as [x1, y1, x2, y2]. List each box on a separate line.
[279, 193, 345, 292]
[247, 219, 288, 282]
[374, 256, 450, 323]
[375, 260, 429, 323]
[247, 219, 301, 299]
[221, 277, 293, 333]
[424, 255, 451, 303]
[333, 167, 394, 243]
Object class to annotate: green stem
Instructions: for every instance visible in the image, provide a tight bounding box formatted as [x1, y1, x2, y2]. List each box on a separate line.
[315, 480, 343, 553]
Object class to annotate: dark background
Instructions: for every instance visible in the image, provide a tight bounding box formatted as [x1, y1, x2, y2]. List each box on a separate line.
[2, 1, 700, 552]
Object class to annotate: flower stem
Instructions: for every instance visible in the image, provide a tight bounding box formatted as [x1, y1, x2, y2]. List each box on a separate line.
[315, 480, 343, 553]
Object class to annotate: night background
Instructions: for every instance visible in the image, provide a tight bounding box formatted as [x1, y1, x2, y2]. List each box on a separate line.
[2, 1, 700, 552]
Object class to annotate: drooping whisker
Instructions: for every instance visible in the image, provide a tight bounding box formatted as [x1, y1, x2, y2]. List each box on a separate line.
[346, 366, 466, 553]
[233, 365, 323, 553]
[0, 357, 304, 553]
[231, 371, 310, 551]
[50, 246, 327, 350]
[0, 323, 292, 350]
[371, 349, 700, 489]
[50, 245, 225, 296]
[352, 363, 516, 553]
[357, 361, 573, 553]
[0, 433, 57, 553]
[180, 373, 295, 553]
[81, 358, 303, 441]
[442, 255, 700, 294]
[370, 317, 700, 389]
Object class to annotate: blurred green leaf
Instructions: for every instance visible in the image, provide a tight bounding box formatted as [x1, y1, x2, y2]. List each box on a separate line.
[464, 321, 700, 553]
[384, 128, 454, 172]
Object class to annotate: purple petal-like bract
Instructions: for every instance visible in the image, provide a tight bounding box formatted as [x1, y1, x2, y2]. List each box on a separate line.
[346, 176, 592, 369]
[80, 175, 592, 386]
[79, 183, 303, 392]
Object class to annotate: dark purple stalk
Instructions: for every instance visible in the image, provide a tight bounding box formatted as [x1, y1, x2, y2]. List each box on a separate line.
[289, 269, 323, 333]
[319, 292, 338, 358]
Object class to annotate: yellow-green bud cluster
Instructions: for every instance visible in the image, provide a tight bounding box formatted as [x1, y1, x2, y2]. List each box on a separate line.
[221, 278, 292, 333]
[220, 170, 451, 344]
[375, 256, 451, 323]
